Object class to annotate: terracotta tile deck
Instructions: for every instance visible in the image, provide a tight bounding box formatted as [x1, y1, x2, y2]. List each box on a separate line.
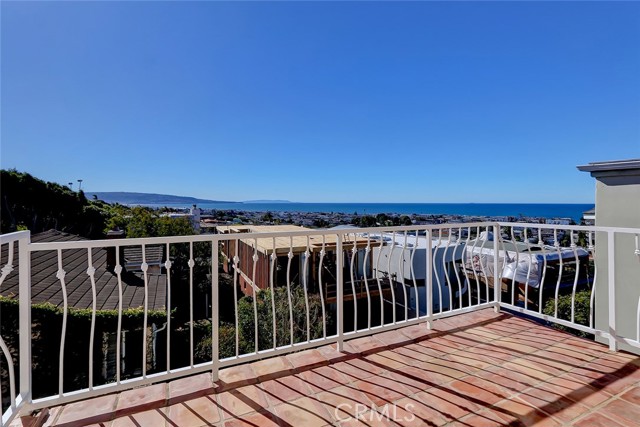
[14, 308, 640, 426]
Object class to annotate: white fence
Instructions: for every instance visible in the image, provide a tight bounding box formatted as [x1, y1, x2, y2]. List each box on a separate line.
[1, 222, 639, 425]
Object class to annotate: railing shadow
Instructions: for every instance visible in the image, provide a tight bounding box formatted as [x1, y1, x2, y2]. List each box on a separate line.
[37, 309, 640, 426]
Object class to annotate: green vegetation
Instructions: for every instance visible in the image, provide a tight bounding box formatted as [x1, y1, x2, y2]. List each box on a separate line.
[195, 286, 330, 360]
[1, 169, 112, 238]
[0, 296, 167, 397]
[542, 290, 593, 338]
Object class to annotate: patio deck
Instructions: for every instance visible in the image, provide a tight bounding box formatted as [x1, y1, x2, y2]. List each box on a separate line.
[15, 309, 640, 427]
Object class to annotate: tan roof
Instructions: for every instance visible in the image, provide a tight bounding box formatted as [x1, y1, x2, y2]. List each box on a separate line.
[216, 225, 370, 255]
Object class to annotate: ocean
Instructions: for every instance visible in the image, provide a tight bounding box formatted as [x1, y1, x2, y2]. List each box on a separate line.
[146, 202, 594, 222]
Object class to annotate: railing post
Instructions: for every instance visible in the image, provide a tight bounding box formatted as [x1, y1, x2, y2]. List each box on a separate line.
[336, 234, 344, 352]
[607, 231, 618, 351]
[18, 232, 32, 407]
[211, 239, 220, 380]
[426, 229, 433, 329]
[493, 224, 501, 313]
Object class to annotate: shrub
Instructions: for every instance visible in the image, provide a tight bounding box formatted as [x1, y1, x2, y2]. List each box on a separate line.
[542, 289, 593, 338]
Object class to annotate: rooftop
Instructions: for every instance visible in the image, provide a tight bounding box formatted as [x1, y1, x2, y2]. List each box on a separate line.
[216, 225, 370, 255]
[0, 230, 167, 311]
[577, 158, 640, 174]
[25, 309, 640, 427]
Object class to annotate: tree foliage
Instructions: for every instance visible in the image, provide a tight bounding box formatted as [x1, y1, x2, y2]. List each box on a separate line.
[1, 169, 112, 238]
[0, 296, 167, 399]
[542, 290, 593, 338]
[195, 286, 330, 360]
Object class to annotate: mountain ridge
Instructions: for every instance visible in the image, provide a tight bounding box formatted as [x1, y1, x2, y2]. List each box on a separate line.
[89, 192, 237, 205]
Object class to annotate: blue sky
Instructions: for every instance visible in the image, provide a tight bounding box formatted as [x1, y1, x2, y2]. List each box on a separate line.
[2, 1, 639, 203]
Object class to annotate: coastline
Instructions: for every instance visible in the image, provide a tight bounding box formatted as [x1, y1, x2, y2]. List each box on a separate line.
[137, 202, 593, 223]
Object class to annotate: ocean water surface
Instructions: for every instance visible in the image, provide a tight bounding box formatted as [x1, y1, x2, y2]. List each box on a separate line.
[146, 202, 593, 222]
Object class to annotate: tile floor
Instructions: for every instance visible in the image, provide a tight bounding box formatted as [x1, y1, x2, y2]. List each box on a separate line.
[12, 309, 640, 426]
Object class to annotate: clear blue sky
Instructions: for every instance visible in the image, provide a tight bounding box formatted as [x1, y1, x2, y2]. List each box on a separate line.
[2, 1, 639, 203]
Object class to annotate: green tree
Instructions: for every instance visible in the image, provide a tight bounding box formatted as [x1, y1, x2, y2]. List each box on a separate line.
[355, 215, 377, 227]
[542, 290, 593, 338]
[1, 169, 111, 238]
[399, 215, 412, 226]
[195, 286, 330, 359]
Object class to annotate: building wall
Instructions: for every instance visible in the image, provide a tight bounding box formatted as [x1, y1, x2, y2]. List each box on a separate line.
[593, 172, 640, 353]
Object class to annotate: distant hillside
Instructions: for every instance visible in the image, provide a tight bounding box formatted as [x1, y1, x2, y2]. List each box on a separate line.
[243, 199, 293, 203]
[91, 192, 236, 205]
[1, 169, 110, 238]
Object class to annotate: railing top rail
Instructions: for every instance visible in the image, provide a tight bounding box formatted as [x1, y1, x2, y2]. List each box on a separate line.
[26, 222, 496, 251]
[498, 222, 640, 234]
[0, 230, 30, 245]
[19, 221, 640, 252]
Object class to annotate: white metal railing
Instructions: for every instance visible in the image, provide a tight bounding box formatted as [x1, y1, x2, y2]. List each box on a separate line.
[1, 222, 639, 425]
[0, 231, 31, 427]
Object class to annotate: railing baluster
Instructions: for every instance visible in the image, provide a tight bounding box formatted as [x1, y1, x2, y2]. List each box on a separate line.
[336, 234, 344, 351]
[553, 229, 562, 318]
[0, 336, 15, 413]
[523, 227, 532, 312]
[570, 230, 580, 324]
[388, 233, 396, 323]
[463, 227, 472, 308]
[87, 248, 97, 389]
[349, 237, 357, 331]
[425, 229, 433, 328]
[538, 228, 547, 313]
[211, 240, 219, 381]
[400, 231, 408, 321]
[270, 238, 277, 348]
[318, 236, 327, 338]
[510, 226, 518, 306]
[252, 239, 259, 353]
[115, 247, 123, 384]
[363, 235, 372, 328]
[18, 233, 32, 408]
[141, 245, 149, 377]
[56, 249, 68, 396]
[0, 241, 13, 284]
[303, 237, 311, 342]
[188, 242, 195, 368]
[433, 229, 443, 313]
[232, 241, 239, 357]
[286, 237, 294, 346]
[492, 224, 501, 313]
[410, 231, 418, 319]
[375, 234, 384, 326]
[589, 231, 596, 329]
[443, 228, 453, 312]
[482, 226, 491, 304]
[0, 240, 17, 411]
[452, 227, 463, 310]
[165, 243, 172, 373]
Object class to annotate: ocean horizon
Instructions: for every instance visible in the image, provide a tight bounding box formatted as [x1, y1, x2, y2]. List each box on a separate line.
[142, 202, 594, 222]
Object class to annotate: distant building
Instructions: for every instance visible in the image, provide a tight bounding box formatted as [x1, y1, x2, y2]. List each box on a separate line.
[582, 207, 595, 225]
[162, 204, 202, 231]
[215, 224, 370, 298]
[545, 218, 573, 225]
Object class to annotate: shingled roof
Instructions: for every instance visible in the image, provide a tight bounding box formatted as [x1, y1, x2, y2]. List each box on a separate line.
[0, 230, 167, 311]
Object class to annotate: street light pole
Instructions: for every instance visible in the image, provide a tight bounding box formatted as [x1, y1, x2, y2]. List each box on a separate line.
[77, 179, 83, 191]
